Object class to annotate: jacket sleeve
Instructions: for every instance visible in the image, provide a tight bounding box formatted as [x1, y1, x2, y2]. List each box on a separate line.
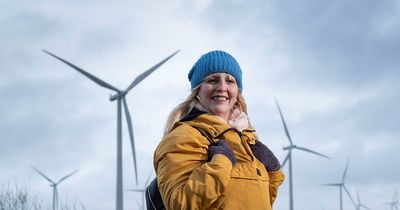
[154, 126, 233, 210]
[268, 169, 285, 205]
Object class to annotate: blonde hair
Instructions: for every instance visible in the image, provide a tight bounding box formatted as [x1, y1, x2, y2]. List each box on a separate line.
[163, 86, 248, 136]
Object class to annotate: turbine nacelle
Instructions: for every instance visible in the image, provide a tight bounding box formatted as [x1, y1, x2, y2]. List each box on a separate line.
[109, 91, 125, 101]
[283, 145, 296, 150]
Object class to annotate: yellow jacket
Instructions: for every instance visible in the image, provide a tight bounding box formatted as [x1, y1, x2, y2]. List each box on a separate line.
[154, 112, 285, 210]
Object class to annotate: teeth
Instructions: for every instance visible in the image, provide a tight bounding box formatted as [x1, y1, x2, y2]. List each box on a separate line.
[212, 96, 228, 101]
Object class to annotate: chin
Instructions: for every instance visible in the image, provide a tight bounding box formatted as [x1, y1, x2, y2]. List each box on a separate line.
[210, 108, 230, 117]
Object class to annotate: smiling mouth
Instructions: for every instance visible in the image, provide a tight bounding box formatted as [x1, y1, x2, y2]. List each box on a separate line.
[211, 96, 229, 101]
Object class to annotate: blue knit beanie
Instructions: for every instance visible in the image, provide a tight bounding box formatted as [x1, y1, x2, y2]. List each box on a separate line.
[188, 50, 243, 90]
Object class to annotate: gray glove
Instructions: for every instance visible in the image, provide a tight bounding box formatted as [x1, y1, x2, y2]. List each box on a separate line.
[208, 139, 237, 166]
[250, 140, 281, 171]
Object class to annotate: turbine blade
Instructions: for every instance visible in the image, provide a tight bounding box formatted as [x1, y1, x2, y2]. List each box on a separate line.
[344, 185, 355, 205]
[43, 50, 120, 92]
[360, 204, 371, 210]
[295, 146, 330, 159]
[342, 158, 350, 182]
[79, 200, 87, 210]
[57, 169, 78, 184]
[321, 183, 341, 186]
[31, 166, 55, 184]
[126, 189, 144, 192]
[125, 50, 180, 93]
[281, 153, 290, 167]
[122, 97, 138, 185]
[356, 189, 361, 203]
[274, 97, 294, 145]
[134, 198, 141, 208]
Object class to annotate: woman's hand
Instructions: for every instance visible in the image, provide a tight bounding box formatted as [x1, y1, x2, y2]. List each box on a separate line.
[250, 140, 281, 172]
[208, 139, 237, 166]
[228, 109, 249, 132]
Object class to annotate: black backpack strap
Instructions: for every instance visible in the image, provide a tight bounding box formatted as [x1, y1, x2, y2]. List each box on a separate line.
[192, 126, 216, 145]
[145, 178, 166, 210]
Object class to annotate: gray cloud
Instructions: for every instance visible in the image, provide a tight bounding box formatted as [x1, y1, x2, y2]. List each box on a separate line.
[1, 0, 399, 209]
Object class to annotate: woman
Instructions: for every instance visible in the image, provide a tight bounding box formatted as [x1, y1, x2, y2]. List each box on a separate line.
[153, 50, 285, 210]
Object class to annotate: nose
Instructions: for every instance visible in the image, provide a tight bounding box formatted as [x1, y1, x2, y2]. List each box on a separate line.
[216, 80, 228, 92]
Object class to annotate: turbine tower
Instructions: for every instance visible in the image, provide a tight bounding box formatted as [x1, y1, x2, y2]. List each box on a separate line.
[385, 189, 399, 210]
[126, 170, 153, 210]
[274, 98, 330, 210]
[354, 189, 370, 210]
[321, 159, 354, 210]
[43, 49, 179, 210]
[32, 166, 78, 210]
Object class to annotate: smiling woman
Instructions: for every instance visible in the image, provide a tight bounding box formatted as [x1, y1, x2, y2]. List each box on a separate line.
[152, 50, 285, 210]
[197, 73, 239, 121]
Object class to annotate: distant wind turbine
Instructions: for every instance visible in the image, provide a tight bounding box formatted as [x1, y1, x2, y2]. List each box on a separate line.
[31, 166, 78, 210]
[43, 49, 179, 210]
[126, 170, 153, 210]
[274, 98, 330, 210]
[353, 189, 370, 210]
[385, 189, 399, 210]
[321, 159, 354, 210]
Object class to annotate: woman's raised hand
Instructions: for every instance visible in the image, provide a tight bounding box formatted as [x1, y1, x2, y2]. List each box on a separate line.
[228, 109, 249, 132]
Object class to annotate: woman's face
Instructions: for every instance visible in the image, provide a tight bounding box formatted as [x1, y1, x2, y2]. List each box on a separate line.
[197, 73, 239, 121]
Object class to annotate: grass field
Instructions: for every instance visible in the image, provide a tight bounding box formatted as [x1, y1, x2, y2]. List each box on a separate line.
[0, 183, 86, 210]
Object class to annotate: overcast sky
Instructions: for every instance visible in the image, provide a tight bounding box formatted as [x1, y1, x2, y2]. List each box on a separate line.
[1, 0, 399, 209]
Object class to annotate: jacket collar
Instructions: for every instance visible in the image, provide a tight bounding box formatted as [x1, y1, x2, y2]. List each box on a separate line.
[178, 108, 256, 142]
[180, 107, 207, 122]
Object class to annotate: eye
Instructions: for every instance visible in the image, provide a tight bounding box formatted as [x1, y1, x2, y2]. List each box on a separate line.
[226, 77, 236, 84]
[206, 77, 218, 84]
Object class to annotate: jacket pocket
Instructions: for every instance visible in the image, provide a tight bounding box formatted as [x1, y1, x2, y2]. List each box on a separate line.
[219, 163, 272, 209]
[230, 162, 269, 181]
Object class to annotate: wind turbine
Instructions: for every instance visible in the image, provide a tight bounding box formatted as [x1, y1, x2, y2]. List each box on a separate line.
[31, 166, 78, 210]
[43, 49, 179, 210]
[126, 170, 153, 210]
[353, 189, 370, 210]
[385, 190, 399, 210]
[321, 159, 354, 210]
[274, 98, 330, 210]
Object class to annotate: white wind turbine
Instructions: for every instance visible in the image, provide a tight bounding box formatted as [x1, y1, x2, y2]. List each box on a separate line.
[321, 159, 354, 210]
[274, 98, 330, 210]
[353, 189, 370, 210]
[126, 170, 153, 210]
[385, 190, 399, 210]
[43, 49, 179, 210]
[32, 166, 78, 210]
